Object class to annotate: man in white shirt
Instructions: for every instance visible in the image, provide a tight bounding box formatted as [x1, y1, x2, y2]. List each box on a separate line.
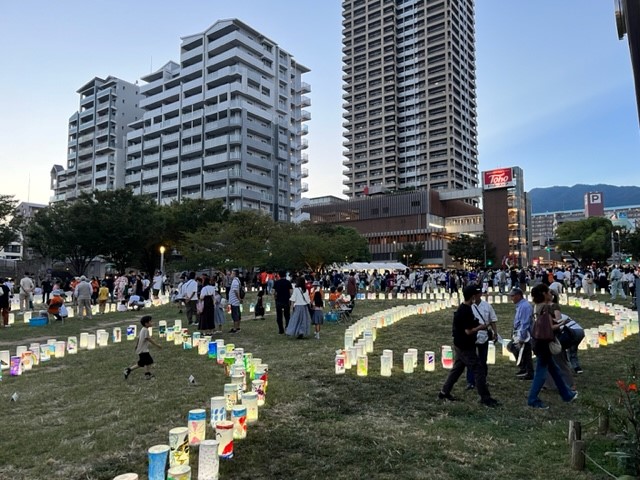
[152, 271, 164, 299]
[19, 273, 34, 312]
[466, 290, 499, 390]
[182, 271, 199, 325]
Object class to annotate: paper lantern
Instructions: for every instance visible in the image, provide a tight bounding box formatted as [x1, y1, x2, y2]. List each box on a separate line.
[225, 343, 235, 356]
[126, 325, 136, 341]
[192, 331, 201, 345]
[45, 341, 56, 358]
[39, 344, 50, 362]
[79, 332, 89, 349]
[631, 318, 639, 335]
[29, 345, 40, 366]
[17, 345, 27, 358]
[169, 427, 189, 467]
[208, 341, 217, 359]
[364, 331, 374, 353]
[408, 348, 418, 368]
[231, 405, 247, 440]
[148, 444, 170, 480]
[606, 326, 615, 344]
[255, 364, 269, 391]
[242, 391, 259, 424]
[382, 349, 393, 365]
[380, 354, 392, 377]
[87, 334, 96, 350]
[174, 319, 182, 331]
[97, 330, 109, 347]
[216, 340, 225, 365]
[614, 325, 624, 343]
[113, 474, 139, 480]
[210, 396, 226, 427]
[24, 311, 32, 323]
[198, 439, 220, 480]
[0, 350, 9, 370]
[55, 341, 66, 358]
[244, 353, 254, 379]
[424, 351, 435, 371]
[174, 329, 184, 346]
[183, 335, 192, 350]
[356, 355, 368, 376]
[188, 408, 207, 446]
[224, 383, 238, 412]
[335, 354, 346, 374]
[167, 327, 175, 342]
[195, 338, 206, 355]
[158, 320, 167, 338]
[403, 352, 414, 374]
[111, 327, 121, 343]
[343, 348, 351, 369]
[232, 364, 247, 391]
[487, 342, 496, 365]
[251, 379, 265, 406]
[10, 356, 21, 376]
[67, 337, 78, 355]
[215, 420, 234, 459]
[21, 351, 33, 371]
[231, 374, 244, 400]
[232, 348, 244, 366]
[167, 465, 191, 480]
[7, 312, 14, 325]
[344, 331, 354, 350]
[441, 346, 453, 369]
[598, 329, 608, 346]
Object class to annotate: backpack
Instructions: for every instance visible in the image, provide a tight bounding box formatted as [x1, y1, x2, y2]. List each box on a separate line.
[532, 305, 555, 342]
[239, 285, 246, 300]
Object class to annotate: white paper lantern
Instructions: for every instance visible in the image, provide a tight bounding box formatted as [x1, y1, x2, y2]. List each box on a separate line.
[97, 330, 109, 347]
[197, 439, 220, 480]
[335, 354, 346, 374]
[79, 332, 89, 349]
[210, 396, 226, 427]
[113, 474, 139, 480]
[408, 348, 418, 368]
[24, 311, 32, 323]
[242, 391, 259, 424]
[403, 352, 414, 374]
[166, 465, 191, 480]
[348, 346, 358, 366]
[487, 342, 496, 365]
[87, 334, 96, 350]
[251, 379, 265, 406]
[380, 354, 392, 377]
[55, 341, 66, 358]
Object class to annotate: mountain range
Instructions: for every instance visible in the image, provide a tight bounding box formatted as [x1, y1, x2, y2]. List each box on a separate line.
[528, 184, 640, 214]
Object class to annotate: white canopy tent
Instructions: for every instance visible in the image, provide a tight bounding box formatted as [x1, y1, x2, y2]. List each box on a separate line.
[339, 262, 408, 273]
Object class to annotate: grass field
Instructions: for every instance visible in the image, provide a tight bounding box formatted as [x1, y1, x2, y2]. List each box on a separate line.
[0, 292, 637, 479]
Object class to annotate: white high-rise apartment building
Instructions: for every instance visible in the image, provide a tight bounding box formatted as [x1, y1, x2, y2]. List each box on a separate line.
[342, 0, 479, 197]
[51, 76, 143, 202]
[124, 19, 311, 221]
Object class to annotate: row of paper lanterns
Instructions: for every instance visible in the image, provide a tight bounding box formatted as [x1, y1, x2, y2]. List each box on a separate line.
[334, 296, 639, 376]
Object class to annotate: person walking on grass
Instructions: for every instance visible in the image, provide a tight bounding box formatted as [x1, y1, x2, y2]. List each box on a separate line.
[311, 289, 324, 340]
[438, 285, 500, 407]
[124, 315, 161, 380]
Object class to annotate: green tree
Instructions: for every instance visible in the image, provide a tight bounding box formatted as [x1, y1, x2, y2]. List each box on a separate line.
[0, 195, 22, 248]
[397, 243, 423, 266]
[555, 217, 613, 265]
[447, 234, 496, 268]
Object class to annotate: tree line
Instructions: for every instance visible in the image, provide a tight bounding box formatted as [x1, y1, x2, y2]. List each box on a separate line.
[2, 190, 371, 276]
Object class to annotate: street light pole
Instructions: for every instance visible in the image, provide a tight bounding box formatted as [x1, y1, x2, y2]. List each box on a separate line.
[159, 245, 166, 274]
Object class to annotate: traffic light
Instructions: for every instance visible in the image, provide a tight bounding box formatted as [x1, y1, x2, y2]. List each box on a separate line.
[486, 259, 493, 267]
[626, 256, 632, 263]
[545, 247, 551, 252]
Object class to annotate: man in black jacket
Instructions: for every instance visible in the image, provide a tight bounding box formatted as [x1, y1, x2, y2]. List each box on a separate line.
[0, 277, 11, 327]
[438, 285, 500, 407]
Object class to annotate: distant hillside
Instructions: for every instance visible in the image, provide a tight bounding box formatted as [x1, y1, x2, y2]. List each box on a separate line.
[529, 184, 640, 214]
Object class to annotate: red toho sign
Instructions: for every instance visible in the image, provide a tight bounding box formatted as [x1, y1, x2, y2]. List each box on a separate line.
[483, 168, 515, 190]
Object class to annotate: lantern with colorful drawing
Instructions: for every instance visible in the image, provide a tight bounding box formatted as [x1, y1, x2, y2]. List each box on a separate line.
[197, 439, 220, 480]
[187, 408, 206, 446]
[168, 427, 189, 467]
[215, 420, 234, 459]
[147, 444, 170, 480]
[210, 396, 226, 426]
[231, 405, 247, 440]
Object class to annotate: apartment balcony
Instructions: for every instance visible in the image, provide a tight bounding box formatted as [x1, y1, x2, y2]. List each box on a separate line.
[163, 132, 180, 144]
[181, 158, 202, 172]
[140, 77, 165, 95]
[302, 167, 309, 178]
[301, 153, 309, 164]
[183, 92, 204, 108]
[203, 151, 241, 167]
[180, 44, 204, 63]
[144, 137, 161, 150]
[301, 182, 309, 193]
[142, 183, 159, 194]
[181, 175, 202, 188]
[205, 65, 243, 85]
[181, 109, 203, 123]
[162, 163, 179, 175]
[128, 143, 142, 154]
[95, 141, 115, 152]
[127, 129, 143, 141]
[205, 116, 242, 134]
[125, 172, 142, 184]
[181, 142, 203, 155]
[180, 63, 203, 77]
[182, 126, 202, 139]
[143, 152, 160, 166]
[142, 168, 159, 180]
[94, 169, 109, 180]
[76, 173, 93, 185]
[161, 147, 179, 160]
[297, 82, 311, 93]
[50, 193, 66, 203]
[296, 124, 309, 136]
[161, 179, 179, 191]
[301, 95, 311, 107]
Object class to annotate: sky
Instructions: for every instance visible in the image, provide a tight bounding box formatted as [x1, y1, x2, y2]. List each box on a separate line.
[1, 0, 638, 206]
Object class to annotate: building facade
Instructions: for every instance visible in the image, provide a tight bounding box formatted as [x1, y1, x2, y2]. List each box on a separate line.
[51, 76, 143, 202]
[0, 202, 46, 261]
[341, 0, 479, 197]
[124, 19, 311, 221]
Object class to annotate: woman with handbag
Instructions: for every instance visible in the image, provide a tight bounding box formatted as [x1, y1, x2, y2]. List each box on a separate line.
[528, 283, 578, 409]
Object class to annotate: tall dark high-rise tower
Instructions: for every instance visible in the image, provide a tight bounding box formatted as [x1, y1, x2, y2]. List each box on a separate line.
[341, 0, 479, 198]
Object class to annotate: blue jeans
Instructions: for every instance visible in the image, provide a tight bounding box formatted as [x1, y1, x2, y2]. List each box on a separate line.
[528, 342, 574, 405]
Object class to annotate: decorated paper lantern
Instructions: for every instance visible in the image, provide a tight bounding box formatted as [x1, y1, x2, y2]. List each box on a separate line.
[364, 331, 374, 353]
[356, 355, 368, 376]
[224, 383, 238, 412]
[606, 326, 615, 344]
[210, 396, 226, 426]
[29, 344, 40, 366]
[159, 320, 167, 338]
[192, 331, 201, 345]
[208, 341, 217, 359]
[216, 340, 225, 365]
[251, 379, 265, 406]
[188, 408, 207, 446]
[174, 328, 184, 346]
[21, 351, 33, 371]
[67, 337, 78, 355]
[598, 329, 608, 346]
[0, 350, 9, 370]
[16, 345, 27, 358]
[487, 342, 496, 365]
[10, 356, 21, 376]
[441, 346, 453, 369]
[335, 353, 346, 374]
[348, 346, 358, 366]
[424, 351, 435, 372]
[126, 325, 137, 341]
[167, 327, 175, 343]
[380, 353, 392, 377]
[174, 319, 182, 331]
[111, 327, 121, 344]
[231, 373, 244, 400]
[167, 465, 191, 480]
[233, 347, 244, 365]
[215, 420, 234, 459]
[242, 391, 259, 424]
[232, 364, 247, 391]
[113, 474, 139, 480]
[55, 341, 66, 358]
[46, 341, 56, 358]
[614, 325, 624, 343]
[39, 344, 50, 362]
[408, 348, 418, 368]
[231, 405, 247, 440]
[244, 353, 254, 379]
[169, 427, 189, 467]
[147, 444, 170, 480]
[403, 352, 414, 374]
[183, 334, 192, 350]
[79, 332, 89, 349]
[198, 439, 220, 480]
[344, 330, 354, 350]
[87, 334, 96, 350]
[197, 338, 208, 355]
[343, 348, 352, 369]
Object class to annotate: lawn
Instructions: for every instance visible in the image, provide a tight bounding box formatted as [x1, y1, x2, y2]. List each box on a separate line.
[0, 291, 637, 479]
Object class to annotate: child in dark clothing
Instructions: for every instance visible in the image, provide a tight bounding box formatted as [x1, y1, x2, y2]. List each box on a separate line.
[254, 290, 265, 320]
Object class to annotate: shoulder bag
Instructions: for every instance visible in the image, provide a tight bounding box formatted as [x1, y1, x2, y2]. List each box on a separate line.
[532, 305, 555, 342]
